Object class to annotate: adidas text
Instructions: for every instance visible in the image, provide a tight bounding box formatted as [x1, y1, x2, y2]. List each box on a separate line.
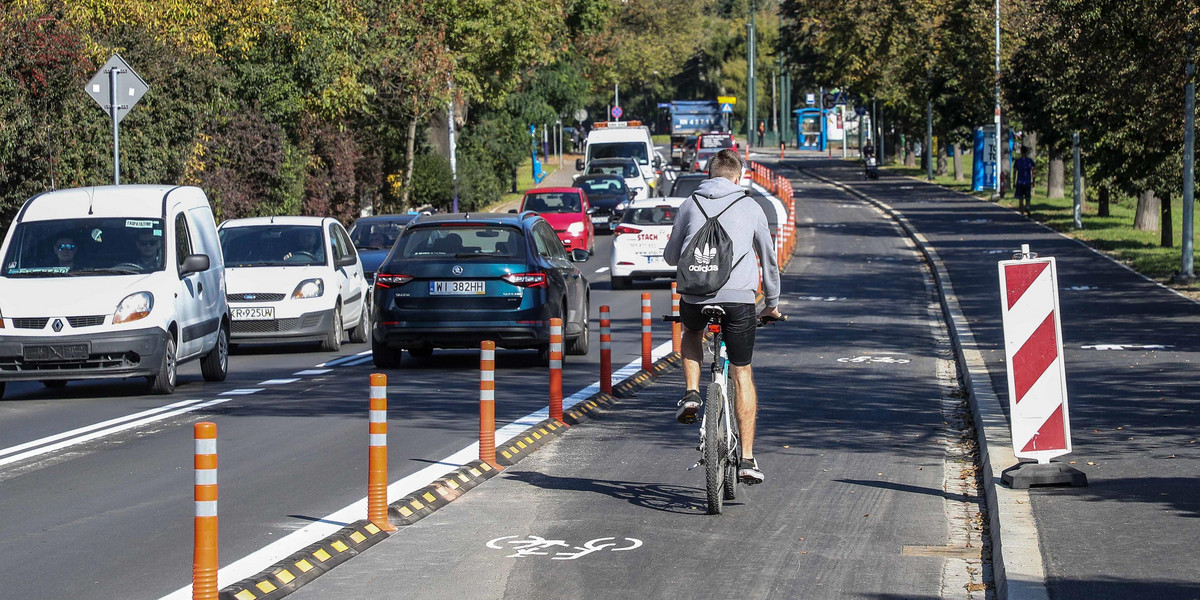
[687, 264, 720, 272]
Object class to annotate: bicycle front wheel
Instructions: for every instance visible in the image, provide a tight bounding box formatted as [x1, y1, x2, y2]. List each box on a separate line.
[704, 383, 725, 515]
[724, 378, 740, 501]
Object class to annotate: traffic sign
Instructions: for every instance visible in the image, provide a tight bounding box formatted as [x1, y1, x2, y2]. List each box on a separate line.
[833, 92, 848, 106]
[717, 96, 737, 105]
[657, 102, 671, 109]
[611, 106, 623, 119]
[573, 108, 588, 122]
[822, 93, 835, 109]
[854, 105, 868, 116]
[806, 93, 815, 106]
[720, 103, 733, 114]
[84, 54, 148, 125]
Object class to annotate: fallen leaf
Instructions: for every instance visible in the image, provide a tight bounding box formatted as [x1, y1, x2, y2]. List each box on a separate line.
[1069, 460, 1077, 464]
[968, 583, 988, 592]
[1087, 461, 1096, 465]
[864, 514, 870, 518]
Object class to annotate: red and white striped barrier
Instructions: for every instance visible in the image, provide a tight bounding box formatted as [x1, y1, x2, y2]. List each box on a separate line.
[670, 283, 681, 354]
[599, 306, 612, 394]
[479, 341, 499, 468]
[998, 248, 1073, 462]
[641, 293, 652, 371]
[193, 422, 218, 600]
[549, 317, 564, 423]
[368, 374, 396, 531]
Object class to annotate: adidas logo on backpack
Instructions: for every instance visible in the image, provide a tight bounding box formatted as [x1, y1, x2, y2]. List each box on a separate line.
[676, 193, 749, 295]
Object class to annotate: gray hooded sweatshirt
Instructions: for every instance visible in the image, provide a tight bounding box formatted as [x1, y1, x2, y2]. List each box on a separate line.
[663, 177, 780, 308]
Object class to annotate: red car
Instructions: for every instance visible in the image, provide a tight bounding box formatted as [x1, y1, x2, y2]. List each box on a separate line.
[520, 187, 594, 255]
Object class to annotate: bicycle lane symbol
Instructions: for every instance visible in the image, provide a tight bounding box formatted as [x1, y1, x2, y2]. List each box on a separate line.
[486, 536, 643, 560]
[836, 356, 911, 364]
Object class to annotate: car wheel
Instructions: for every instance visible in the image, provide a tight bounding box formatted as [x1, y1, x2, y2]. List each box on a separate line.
[201, 322, 229, 382]
[611, 276, 630, 290]
[148, 335, 178, 395]
[567, 306, 590, 355]
[348, 302, 370, 344]
[321, 305, 343, 352]
[408, 345, 434, 358]
[0, 381, 5, 400]
[537, 344, 551, 367]
[41, 380, 68, 389]
[372, 336, 403, 368]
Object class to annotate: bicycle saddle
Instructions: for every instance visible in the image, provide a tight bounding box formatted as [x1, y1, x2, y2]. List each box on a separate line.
[700, 305, 726, 318]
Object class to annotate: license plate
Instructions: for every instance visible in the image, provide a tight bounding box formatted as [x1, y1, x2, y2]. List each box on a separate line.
[23, 343, 89, 362]
[591, 216, 608, 224]
[645, 255, 665, 265]
[232, 307, 275, 320]
[431, 280, 486, 295]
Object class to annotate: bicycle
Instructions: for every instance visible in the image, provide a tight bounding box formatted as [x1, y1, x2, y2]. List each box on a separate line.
[665, 305, 786, 514]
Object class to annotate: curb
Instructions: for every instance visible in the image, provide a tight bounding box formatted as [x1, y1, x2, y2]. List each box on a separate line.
[217, 349, 681, 599]
[794, 164, 1050, 600]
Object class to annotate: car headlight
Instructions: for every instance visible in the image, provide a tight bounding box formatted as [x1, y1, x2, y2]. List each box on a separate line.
[114, 292, 154, 324]
[615, 201, 627, 211]
[567, 222, 585, 235]
[292, 278, 325, 299]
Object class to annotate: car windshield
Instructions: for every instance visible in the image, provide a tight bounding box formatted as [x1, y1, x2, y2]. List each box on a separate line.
[577, 178, 626, 194]
[219, 225, 327, 267]
[523, 192, 582, 213]
[623, 206, 678, 226]
[589, 142, 649, 165]
[670, 177, 707, 197]
[2, 218, 166, 278]
[587, 162, 640, 179]
[393, 226, 525, 259]
[349, 219, 409, 249]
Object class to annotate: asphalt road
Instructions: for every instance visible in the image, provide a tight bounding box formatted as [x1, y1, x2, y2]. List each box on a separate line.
[283, 166, 990, 600]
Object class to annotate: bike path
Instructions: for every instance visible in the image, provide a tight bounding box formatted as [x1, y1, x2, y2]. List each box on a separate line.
[287, 170, 989, 600]
[794, 157, 1200, 600]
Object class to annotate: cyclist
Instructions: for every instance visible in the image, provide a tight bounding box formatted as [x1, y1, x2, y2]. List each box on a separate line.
[664, 148, 782, 484]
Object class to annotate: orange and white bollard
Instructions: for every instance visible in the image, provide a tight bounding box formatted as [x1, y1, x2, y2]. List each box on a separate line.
[599, 305, 612, 394]
[670, 282, 681, 354]
[479, 341, 499, 468]
[549, 317, 564, 423]
[641, 293, 652, 371]
[368, 374, 396, 532]
[193, 422, 218, 600]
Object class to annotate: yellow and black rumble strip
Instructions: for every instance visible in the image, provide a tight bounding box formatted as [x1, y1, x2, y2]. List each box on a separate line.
[217, 355, 681, 599]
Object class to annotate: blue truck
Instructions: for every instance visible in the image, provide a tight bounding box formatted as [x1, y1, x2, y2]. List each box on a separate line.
[669, 100, 723, 166]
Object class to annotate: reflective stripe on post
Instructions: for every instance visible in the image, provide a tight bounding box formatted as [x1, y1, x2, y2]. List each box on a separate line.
[600, 305, 612, 394]
[670, 282, 681, 354]
[368, 373, 396, 531]
[479, 341, 499, 468]
[193, 422, 218, 600]
[549, 318, 564, 423]
[641, 293, 652, 371]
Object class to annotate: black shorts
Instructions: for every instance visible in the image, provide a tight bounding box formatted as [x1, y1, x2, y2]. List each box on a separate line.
[680, 301, 757, 367]
[1015, 183, 1032, 201]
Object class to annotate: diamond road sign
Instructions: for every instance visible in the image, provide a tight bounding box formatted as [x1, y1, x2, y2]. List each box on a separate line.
[85, 54, 148, 124]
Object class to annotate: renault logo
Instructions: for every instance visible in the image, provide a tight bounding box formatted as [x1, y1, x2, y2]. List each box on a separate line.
[452, 265, 464, 275]
[52, 319, 63, 332]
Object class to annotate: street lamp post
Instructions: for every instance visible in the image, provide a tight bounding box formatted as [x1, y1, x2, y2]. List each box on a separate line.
[993, 0, 1003, 199]
[747, 0, 757, 147]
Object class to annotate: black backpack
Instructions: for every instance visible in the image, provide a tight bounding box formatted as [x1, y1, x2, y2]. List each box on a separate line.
[675, 193, 749, 296]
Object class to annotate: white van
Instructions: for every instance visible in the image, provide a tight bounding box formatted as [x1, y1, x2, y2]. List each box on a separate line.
[0, 185, 230, 398]
[578, 122, 660, 192]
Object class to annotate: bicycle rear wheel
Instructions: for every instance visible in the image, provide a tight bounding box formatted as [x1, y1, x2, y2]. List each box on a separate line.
[723, 378, 740, 501]
[704, 383, 725, 515]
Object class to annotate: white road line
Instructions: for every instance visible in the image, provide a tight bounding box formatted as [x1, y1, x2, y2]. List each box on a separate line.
[158, 339, 675, 598]
[0, 399, 231, 468]
[258, 379, 300, 386]
[220, 388, 264, 396]
[0, 399, 205, 460]
[594, 267, 610, 274]
[294, 369, 332, 376]
[341, 356, 375, 367]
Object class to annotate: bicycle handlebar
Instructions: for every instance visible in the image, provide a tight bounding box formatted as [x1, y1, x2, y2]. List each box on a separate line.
[660, 314, 789, 326]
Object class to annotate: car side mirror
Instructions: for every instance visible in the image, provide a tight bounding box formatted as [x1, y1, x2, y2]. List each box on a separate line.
[180, 254, 210, 277]
[575, 158, 584, 171]
[628, 189, 637, 199]
[336, 254, 357, 268]
[654, 157, 663, 169]
[586, 207, 597, 215]
[508, 209, 518, 214]
[570, 248, 589, 262]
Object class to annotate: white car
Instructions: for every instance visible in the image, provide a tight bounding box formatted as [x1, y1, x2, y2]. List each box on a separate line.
[0, 185, 229, 397]
[609, 197, 685, 289]
[218, 217, 369, 351]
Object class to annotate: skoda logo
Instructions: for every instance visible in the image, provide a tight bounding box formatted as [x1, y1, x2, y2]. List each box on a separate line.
[452, 265, 464, 275]
[52, 319, 63, 333]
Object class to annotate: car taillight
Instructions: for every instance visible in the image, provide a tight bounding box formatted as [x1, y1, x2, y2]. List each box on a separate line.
[614, 225, 642, 236]
[503, 272, 547, 287]
[375, 273, 413, 288]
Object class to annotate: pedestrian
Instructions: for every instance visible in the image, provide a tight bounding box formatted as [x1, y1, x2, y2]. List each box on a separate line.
[757, 120, 766, 147]
[1014, 146, 1035, 214]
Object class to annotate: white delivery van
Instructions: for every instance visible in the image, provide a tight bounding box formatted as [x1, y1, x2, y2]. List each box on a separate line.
[0, 185, 229, 398]
[577, 122, 660, 193]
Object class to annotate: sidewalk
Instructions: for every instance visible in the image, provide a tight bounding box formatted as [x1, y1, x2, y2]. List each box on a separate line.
[790, 157, 1200, 600]
[489, 155, 584, 214]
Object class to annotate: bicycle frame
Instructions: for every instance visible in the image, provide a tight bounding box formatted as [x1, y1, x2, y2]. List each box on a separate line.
[699, 332, 739, 468]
